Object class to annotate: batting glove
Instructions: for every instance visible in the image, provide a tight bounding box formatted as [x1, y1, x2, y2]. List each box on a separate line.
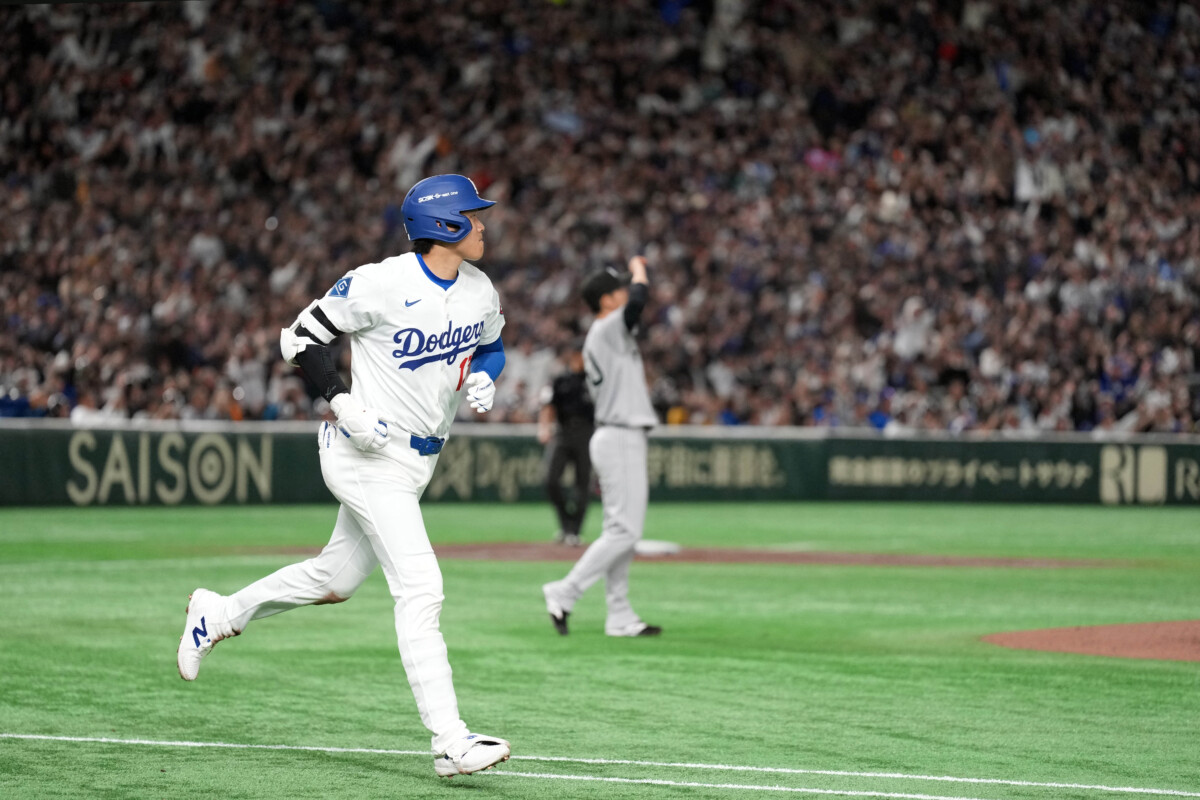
[464, 372, 496, 413]
[329, 393, 389, 452]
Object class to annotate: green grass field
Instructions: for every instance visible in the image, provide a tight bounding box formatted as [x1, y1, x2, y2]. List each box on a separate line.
[1, 502, 1198, 799]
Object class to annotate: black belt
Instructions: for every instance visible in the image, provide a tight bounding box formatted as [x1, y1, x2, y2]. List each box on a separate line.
[409, 434, 445, 456]
[597, 422, 653, 431]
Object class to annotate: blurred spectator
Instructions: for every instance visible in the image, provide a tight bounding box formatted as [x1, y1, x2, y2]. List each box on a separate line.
[0, 0, 1196, 433]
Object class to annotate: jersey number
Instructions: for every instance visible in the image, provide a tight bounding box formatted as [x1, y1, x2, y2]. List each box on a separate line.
[585, 352, 603, 386]
[456, 355, 473, 390]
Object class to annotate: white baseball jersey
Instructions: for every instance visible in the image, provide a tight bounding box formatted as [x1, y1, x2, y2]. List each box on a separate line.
[296, 252, 504, 438]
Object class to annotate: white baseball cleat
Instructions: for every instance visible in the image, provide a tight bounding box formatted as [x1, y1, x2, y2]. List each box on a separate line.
[176, 588, 234, 681]
[605, 621, 663, 637]
[434, 733, 511, 778]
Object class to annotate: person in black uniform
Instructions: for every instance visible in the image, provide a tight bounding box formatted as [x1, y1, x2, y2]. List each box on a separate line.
[537, 342, 595, 546]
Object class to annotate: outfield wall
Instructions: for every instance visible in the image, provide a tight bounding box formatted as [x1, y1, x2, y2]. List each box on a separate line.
[1, 420, 1198, 507]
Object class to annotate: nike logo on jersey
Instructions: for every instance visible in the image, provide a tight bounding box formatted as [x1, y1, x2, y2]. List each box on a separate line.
[393, 320, 486, 371]
[405, 299, 421, 307]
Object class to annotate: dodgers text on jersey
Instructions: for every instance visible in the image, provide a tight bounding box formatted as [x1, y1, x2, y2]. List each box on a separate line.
[392, 319, 485, 370]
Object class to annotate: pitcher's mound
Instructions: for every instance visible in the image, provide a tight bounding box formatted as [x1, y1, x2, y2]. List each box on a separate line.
[984, 620, 1200, 662]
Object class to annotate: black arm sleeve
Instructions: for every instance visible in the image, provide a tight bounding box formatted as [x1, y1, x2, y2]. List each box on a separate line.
[293, 342, 350, 402]
[623, 282, 649, 331]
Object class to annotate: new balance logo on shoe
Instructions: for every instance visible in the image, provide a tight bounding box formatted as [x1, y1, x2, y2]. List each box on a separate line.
[192, 617, 208, 647]
[178, 589, 229, 682]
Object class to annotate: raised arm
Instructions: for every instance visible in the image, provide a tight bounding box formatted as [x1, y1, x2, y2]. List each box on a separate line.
[622, 255, 649, 331]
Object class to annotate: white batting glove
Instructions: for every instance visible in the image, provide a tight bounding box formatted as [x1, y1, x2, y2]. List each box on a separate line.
[329, 393, 389, 452]
[464, 372, 496, 413]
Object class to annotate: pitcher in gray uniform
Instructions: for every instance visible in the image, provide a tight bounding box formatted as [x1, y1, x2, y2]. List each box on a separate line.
[542, 256, 662, 637]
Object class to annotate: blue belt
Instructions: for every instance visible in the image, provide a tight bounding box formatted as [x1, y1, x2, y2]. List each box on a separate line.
[409, 434, 445, 456]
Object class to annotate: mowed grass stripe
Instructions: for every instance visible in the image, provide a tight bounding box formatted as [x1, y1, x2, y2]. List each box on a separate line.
[2, 502, 1199, 562]
[3, 734, 1199, 798]
[495, 770, 997, 799]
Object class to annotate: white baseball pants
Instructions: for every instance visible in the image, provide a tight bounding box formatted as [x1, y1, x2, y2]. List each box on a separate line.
[217, 421, 469, 754]
[547, 425, 647, 632]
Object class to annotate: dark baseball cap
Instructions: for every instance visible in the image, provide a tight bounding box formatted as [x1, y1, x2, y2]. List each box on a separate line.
[581, 267, 631, 312]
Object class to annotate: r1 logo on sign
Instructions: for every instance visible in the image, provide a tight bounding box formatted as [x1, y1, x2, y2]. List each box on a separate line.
[1099, 445, 1166, 505]
[1176, 458, 1200, 501]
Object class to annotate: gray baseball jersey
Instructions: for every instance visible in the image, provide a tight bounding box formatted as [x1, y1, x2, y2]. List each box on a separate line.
[583, 309, 657, 428]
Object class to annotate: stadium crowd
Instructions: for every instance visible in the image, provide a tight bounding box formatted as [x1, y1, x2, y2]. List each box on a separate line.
[1, 0, 1198, 433]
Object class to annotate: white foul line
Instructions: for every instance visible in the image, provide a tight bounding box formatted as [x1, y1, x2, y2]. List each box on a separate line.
[2, 733, 1198, 798]
[0, 734, 430, 757]
[496, 770, 992, 799]
[517, 754, 1200, 797]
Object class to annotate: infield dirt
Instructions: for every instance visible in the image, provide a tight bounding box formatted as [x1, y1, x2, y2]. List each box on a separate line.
[983, 620, 1200, 662]
[431, 541, 1113, 568]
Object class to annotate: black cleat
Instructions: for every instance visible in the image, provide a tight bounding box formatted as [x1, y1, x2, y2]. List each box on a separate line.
[606, 621, 663, 637]
[543, 582, 570, 635]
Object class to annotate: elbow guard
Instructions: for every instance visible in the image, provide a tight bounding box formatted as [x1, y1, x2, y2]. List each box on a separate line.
[293, 343, 351, 402]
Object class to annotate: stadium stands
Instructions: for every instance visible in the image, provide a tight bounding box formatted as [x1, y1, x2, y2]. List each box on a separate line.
[1, 0, 1196, 432]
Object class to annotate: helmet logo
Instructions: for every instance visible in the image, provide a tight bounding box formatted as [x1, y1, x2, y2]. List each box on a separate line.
[417, 191, 460, 203]
[402, 175, 492, 242]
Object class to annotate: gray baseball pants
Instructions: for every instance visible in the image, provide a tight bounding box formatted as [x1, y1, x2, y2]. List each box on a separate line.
[546, 425, 647, 632]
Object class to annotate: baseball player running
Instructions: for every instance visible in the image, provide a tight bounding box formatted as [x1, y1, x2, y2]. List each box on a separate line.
[176, 174, 511, 778]
[542, 256, 662, 637]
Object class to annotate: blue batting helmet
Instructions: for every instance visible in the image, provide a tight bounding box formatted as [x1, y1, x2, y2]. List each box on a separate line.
[400, 174, 496, 243]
